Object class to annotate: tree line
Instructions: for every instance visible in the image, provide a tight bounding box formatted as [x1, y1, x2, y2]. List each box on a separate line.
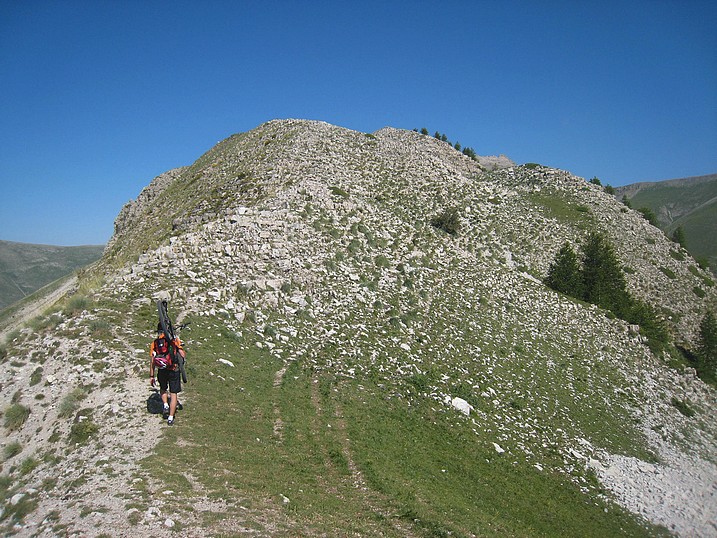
[415, 128, 479, 161]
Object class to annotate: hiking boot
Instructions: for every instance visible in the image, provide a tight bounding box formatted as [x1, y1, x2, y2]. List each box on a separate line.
[167, 416, 174, 426]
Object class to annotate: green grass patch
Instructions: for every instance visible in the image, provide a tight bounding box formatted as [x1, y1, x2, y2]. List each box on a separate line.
[3, 403, 30, 431]
[659, 267, 676, 279]
[3, 441, 22, 461]
[528, 192, 595, 229]
[141, 317, 666, 537]
[341, 381, 667, 537]
[58, 387, 89, 418]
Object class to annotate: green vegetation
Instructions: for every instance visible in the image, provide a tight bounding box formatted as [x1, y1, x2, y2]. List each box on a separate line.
[144, 317, 666, 537]
[546, 233, 669, 353]
[3, 403, 30, 431]
[544, 243, 583, 298]
[672, 226, 687, 249]
[2, 441, 22, 461]
[58, 387, 89, 418]
[638, 207, 658, 226]
[417, 128, 479, 161]
[618, 174, 717, 273]
[69, 417, 99, 445]
[430, 207, 461, 236]
[670, 398, 696, 418]
[696, 311, 717, 383]
[63, 294, 91, 316]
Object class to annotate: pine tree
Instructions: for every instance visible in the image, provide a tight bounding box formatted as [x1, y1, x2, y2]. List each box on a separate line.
[545, 243, 584, 298]
[625, 299, 669, 354]
[697, 311, 717, 380]
[580, 232, 630, 316]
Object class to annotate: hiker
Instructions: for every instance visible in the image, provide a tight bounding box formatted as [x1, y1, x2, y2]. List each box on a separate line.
[149, 323, 186, 425]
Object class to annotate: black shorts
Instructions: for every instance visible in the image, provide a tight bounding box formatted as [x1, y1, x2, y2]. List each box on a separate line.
[157, 368, 182, 394]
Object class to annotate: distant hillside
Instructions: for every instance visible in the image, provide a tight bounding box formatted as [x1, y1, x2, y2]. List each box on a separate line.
[614, 174, 717, 271]
[0, 240, 104, 310]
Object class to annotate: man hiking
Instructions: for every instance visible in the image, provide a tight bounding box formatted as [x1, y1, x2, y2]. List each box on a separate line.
[149, 323, 186, 425]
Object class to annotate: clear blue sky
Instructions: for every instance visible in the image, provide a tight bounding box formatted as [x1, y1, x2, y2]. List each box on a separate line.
[1, 1, 715, 246]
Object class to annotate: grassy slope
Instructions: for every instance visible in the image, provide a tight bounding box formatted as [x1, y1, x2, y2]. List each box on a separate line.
[145, 315, 667, 537]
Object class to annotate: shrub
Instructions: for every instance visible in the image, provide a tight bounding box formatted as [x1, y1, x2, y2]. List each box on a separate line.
[3, 441, 22, 461]
[70, 419, 99, 445]
[29, 367, 43, 386]
[19, 456, 39, 476]
[430, 207, 461, 236]
[696, 311, 717, 382]
[671, 226, 687, 248]
[58, 387, 88, 418]
[659, 267, 676, 279]
[671, 397, 695, 418]
[638, 207, 658, 226]
[625, 300, 670, 354]
[4, 403, 30, 431]
[64, 294, 90, 316]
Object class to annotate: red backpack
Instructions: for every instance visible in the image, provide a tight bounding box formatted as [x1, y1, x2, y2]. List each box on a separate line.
[152, 337, 173, 369]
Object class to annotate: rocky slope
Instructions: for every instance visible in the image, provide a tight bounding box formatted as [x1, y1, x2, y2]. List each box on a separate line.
[1, 120, 716, 536]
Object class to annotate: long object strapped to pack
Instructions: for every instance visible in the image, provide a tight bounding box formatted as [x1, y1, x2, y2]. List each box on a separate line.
[157, 299, 188, 384]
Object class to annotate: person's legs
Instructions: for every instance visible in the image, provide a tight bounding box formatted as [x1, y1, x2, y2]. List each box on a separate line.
[167, 370, 182, 425]
[158, 370, 170, 417]
[169, 392, 178, 417]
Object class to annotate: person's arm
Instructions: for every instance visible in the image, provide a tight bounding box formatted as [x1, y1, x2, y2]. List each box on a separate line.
[174, 338, 186, 360]
[149, 341, 156, 386]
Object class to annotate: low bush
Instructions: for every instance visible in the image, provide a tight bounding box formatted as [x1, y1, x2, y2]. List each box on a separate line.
[58, 387, 88, 418]
[4, 404, 30, 431]
[430, 207, 461, 236]
[3, 441, 23, 461]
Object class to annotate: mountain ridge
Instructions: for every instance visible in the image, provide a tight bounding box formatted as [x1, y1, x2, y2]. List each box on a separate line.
[1, 119, 715, 536]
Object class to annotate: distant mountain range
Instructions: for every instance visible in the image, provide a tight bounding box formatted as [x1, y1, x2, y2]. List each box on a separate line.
[0, 240, 104, 310]
[614, 173, 717, 272]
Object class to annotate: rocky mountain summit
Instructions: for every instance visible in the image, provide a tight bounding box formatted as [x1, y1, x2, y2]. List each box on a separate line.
[1, 120, 716, 536]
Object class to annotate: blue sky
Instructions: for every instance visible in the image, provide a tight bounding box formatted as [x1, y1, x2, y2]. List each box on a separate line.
[1, 1, 715, 246]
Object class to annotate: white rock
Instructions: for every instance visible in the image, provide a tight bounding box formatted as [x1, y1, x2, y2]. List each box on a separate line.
[493, 443, 505, 454]
[164, 518, 175, 528]
[451, 397, 472, 416]
[218, 358, 235, 367]
[10, 493, 25, 505]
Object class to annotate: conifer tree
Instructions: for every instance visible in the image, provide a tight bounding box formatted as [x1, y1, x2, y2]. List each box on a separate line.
[580, 232, 630, 316]
[545, 243, 583, 298]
